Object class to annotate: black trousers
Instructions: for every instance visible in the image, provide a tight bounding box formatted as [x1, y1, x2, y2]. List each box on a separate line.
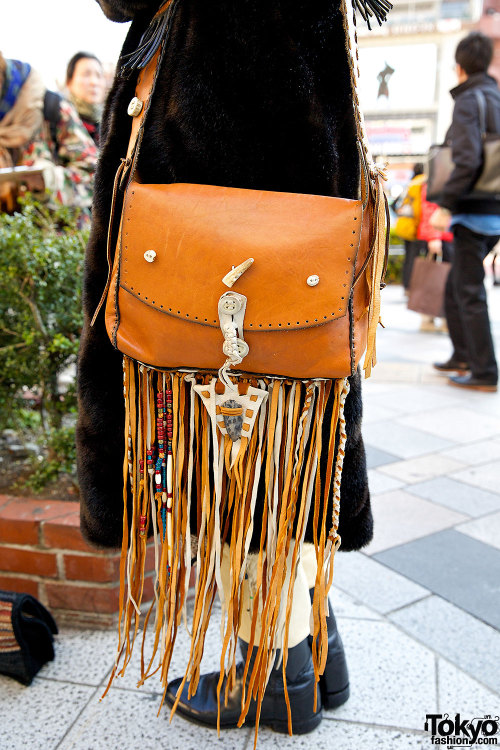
[444, 224, 499, 381]
[403, 240, 426, 290]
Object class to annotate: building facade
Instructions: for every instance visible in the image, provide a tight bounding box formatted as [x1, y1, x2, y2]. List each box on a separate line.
[356, 0, 497, 191]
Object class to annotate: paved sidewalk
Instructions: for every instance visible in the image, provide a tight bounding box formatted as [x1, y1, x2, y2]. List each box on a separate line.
[2, 282, 500, 750]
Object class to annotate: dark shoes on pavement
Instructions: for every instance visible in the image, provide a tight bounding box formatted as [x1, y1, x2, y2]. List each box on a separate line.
[165, 637, 323, 734]
[448, 374, 498, 392]
[308, 591, 350, 709]
[433, 359, 497, 391]
[165, 594, 349, 734]
[433, 358, 469, 373]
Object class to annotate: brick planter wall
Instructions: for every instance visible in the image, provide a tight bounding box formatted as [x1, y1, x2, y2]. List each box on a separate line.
[0, 494, 155, 628]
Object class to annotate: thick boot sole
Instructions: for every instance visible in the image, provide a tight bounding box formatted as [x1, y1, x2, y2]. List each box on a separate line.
[169, 680, 323, 735]
[267, 707, 323, 734]
[172, 699, 323, 735]
[322, 681, 350, 709]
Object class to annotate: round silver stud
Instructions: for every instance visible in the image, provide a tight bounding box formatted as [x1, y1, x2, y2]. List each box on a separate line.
[127, 97, 144, 117]
[144, 250, 157, 263]
[307, 275, 320, 287]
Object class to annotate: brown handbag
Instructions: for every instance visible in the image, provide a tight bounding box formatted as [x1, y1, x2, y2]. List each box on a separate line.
[94, 0, 390, 738]
[104, 180, 376, 380]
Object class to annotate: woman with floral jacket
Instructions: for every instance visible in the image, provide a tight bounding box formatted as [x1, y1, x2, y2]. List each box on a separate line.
[0, 53, 97, 220]
[18, 95, 97, 220]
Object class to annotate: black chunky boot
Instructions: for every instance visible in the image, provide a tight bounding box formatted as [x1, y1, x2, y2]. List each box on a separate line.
[309, 589, 350, 709]
[165, 636, 323, 734]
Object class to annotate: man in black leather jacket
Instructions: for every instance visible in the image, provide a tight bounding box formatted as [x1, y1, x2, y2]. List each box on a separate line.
[432, 32, 500, 391]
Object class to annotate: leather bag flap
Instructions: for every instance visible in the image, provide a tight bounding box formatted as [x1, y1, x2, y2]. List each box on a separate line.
[118, 182, 363, 332]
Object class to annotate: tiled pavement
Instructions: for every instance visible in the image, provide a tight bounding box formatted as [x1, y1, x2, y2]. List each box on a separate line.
[2, 280, 500, 750]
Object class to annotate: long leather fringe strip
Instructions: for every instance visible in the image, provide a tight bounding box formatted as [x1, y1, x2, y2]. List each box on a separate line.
[104, 360, 350, 744]
[363, 173, 388, 378]
[310, 377, 350, 711]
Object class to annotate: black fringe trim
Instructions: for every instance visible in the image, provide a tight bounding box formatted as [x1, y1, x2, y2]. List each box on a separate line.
[354, 0, 393, 30]
[119, 0, 181, 78]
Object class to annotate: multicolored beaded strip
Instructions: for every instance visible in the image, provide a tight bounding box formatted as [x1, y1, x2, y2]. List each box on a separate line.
[165, 388, 174, 571]
[155, 389, 166, 538]
[152, 384, 174, 573]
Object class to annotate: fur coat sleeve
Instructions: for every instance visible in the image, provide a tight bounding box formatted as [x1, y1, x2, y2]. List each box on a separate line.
[78, 0, 373, 551]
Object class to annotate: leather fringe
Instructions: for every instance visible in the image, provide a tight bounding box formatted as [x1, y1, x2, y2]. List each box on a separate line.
[363, 171, 389, 378]
[103, 361, 350, 745]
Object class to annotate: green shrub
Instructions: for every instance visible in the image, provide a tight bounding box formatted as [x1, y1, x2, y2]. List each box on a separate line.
[385, 253, 404, 285]
[0, 197, 88, 488]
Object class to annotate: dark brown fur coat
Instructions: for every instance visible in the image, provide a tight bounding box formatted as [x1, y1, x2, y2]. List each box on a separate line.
[77, 0, 373, 551]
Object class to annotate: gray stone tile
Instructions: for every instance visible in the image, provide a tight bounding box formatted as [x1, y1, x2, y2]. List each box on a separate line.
[364, 491, 467, 555]
[389, 596, 500, 694]
[333, 552, 429, 615]
[330, 588, 382, 621]
[407, 385, 464, 409]
[257, 720, 427, 749]
[375, 530, 500, 630]
[362, 421, 454, 459]
[420, 369, 451, 384]
[364, 384, 462, 417]
[458, 390, 500, 418]
[398, 407, 500, 445]
[438, 659, 500, 714]
[440, 439, 500, 467]
[108, 597, 224, 694]
[0, 676, 94, 750]
[407, 477, 500, 517]
[363, 402, 401, 424]
[365, 444, 400, 469]
[361, 381, 395, 398]
[367, 362, 424, 383]
[329, 620, 437, 730]
[40, 627, 118, 686]
[457, 511, 500, 551]
[452, 461, 500, 496]
[379, 454, 463, 484]
[59, 686, 251, 750]
[368, 469, 405, 495]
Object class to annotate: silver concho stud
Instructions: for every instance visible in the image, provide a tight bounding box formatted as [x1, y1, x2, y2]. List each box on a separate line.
[144, 250, 157, 263]
[127, 97, 144, 117]
[307, 275, 320, 287]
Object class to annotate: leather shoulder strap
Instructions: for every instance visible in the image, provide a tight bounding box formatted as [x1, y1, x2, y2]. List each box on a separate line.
[474, 89, 487, 137]
[125, 46, 162, 166]
[121, 0, 179, 188]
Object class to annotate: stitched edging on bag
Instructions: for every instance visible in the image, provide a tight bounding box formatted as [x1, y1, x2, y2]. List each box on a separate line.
[119, 283, 353, 331]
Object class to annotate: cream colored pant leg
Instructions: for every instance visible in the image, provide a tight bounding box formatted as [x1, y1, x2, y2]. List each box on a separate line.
[301, 542, 319, 590]
[219, 542, 318, 649]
